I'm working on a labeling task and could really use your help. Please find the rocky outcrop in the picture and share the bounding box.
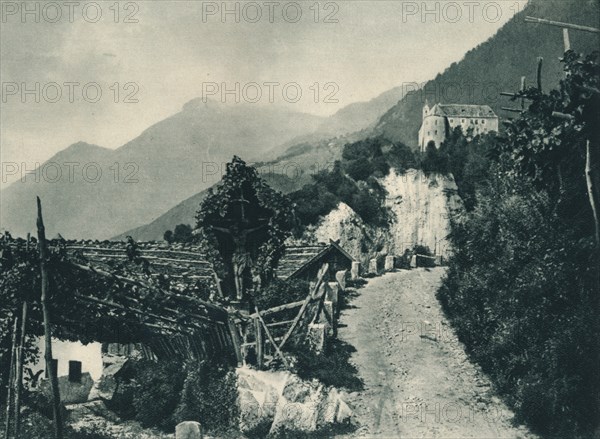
[236,367,353,436]
[40,372,94,404]
[88,355,130,402]
[310,169,463,261]
[382,169,463,258]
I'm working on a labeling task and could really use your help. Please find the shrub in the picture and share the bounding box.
[290,339,363,392]
[254,278,309,310]
[345,159,374,181]
[290,184,340,226]
[438,175,600,438]
[172,360,239,433]
[413,245,435,268]
[386,141,417,172]
[130,359,185,430]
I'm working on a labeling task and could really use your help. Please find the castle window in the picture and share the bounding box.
[482,120,485,124]
[462,119,465,123]
[428,131,430,136]
[435,130,438,135]
[475,120,478,124]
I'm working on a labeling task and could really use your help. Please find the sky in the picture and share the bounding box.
[0,0,527,186]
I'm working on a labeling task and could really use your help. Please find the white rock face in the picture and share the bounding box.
[311,169,463,260]
[236,367,352,435]
[382,168,463,258]
[313,202,366,258]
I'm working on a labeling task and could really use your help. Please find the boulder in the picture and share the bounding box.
[271,376,322,433]
[176,421,202,439]
[282,376,313,403]
[88,355,129,402]
[236,367,353,437]
[238,388,262,433]
[66,400,120,423]
[236,368,284,434]
[319,387,353,426]
[40,372,93,404]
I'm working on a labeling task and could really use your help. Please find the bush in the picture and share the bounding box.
[386,141,417,172]
[290,339,363,392]
[254,278,309,310]
[290,184,340,226]
[438,175,600,438]
[130,359,186,430]
[413,245,435,268]
[345,159,374,181]
[173,360,239,433]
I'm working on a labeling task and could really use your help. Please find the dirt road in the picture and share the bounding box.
[338,268,534,439]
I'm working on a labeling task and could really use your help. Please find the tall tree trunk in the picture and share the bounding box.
[36,197,63,439]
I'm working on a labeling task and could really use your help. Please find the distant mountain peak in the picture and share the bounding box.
[64,141,108,151]
[182,97,220,113]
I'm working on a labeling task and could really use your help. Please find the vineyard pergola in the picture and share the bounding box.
[1,200,243,439]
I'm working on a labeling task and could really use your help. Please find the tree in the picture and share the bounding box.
[163,230,174,244]
[438,51,600,438]
[386,141,417,172]
[421,141,449,174]
[172,224,193,243]
[195,156,295,302]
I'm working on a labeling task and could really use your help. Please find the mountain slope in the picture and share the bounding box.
[375,0,600,147]
[0,101,325,239]
[1,83,407,240]
[120,0,600,242]
[114,169,324,241]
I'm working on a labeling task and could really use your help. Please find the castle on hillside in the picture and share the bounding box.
[418,103,499,152]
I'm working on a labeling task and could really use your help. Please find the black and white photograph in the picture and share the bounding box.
[1,1,599,438]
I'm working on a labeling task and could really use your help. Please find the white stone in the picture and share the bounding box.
[176,421,202,439]
[384,255,395,271]
[351,262,360,280]
[335,270,347,291]
[368,258,378,275]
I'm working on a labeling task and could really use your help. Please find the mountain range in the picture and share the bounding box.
[2,0,598,241]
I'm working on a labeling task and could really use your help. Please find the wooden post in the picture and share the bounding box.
[586,140,600,246]
[524,17,600,34]
[520,76,526,110]
[227,318,244,366]
[278,263,328,351]
[254,317,264,369]
[563,28,571,52]
[14,301,28,438]
[537,57,543,92]
[37,197,63,439]
[3,318,18,439]
[254,307,289,370]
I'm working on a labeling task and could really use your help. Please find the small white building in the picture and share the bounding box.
[418,103,499,152]
[30,338,103,382]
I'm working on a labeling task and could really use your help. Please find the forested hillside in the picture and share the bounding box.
[376,0,600,147]
[438,52,600,438]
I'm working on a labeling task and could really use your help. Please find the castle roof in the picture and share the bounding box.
[430,104,497,118]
